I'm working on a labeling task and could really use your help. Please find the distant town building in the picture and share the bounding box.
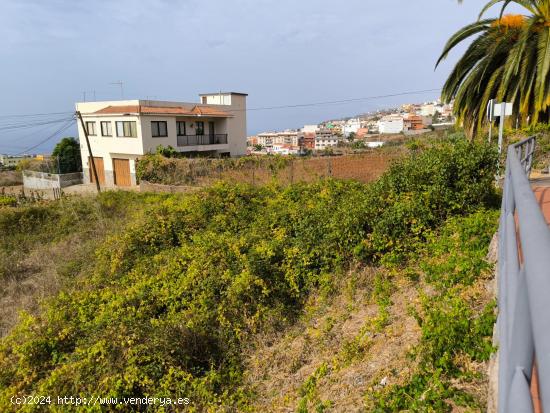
[247,136,259,146]
[0,154,35,168]
[403,114,424,131]
[256,130,300,150]
[378,115,404,134]
[315,129,341,150]
[301,132,316,150]
[355,128,370,139]
[272,144,299,155]
[342,118,361,137]
[302,124,319,133]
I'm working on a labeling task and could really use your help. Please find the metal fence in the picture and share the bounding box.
[498,135,550,412]
[176,134,228,146]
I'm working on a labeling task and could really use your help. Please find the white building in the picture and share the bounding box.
[302,124,319,133]
[0,154,35,168]
[256,130,300,149]
[272,144,299,155]
[314,129,341,150]
[378,115,404,134]
[76,92,247,187]
[342,118,361,137]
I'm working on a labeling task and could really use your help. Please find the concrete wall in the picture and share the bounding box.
[23,170,82,189]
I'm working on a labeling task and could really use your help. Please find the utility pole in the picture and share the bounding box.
[76,111,101,193]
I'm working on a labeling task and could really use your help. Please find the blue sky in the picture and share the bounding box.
[0,0,515,154]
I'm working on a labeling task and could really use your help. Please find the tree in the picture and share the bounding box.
[253,144,264,151]
[436,0,550,137]
[432,110,441,124]
[347,132,357,142]
[52,137,82,173]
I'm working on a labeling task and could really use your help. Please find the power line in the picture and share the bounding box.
[0,111,73,119]
[13,118,75,155]
[227,88,442,112]
[0,116,76,146]
[0,117,75,132]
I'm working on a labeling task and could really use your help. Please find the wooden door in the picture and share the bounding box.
[88,157,105,185]
[113,158,131,187]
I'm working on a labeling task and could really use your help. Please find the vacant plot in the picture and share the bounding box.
[137,151,400,188]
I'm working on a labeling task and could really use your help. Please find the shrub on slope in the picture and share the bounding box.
[0,136,499,412]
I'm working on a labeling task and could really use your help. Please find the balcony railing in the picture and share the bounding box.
[177,134,228,147]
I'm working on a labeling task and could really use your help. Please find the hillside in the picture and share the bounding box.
[0,134,500,412]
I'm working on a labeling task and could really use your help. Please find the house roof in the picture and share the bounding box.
[198,92,248,96]
[92,105,232,117]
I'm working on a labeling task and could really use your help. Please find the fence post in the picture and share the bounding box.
[326,157,333,177]
[290,159,294,185]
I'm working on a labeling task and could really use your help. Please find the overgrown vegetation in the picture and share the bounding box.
[0,134,500,411]
[0,192,171,336]
[371,211,498,411]
[136,153,291,185]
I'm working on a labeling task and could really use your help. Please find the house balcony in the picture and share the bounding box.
[177,134,228,147]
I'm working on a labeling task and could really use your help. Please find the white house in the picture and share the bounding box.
[302,124,319,133]
[342,118,361,137]
[378,115,404,134]
[75,92,247,187]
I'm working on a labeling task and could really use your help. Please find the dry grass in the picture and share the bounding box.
[0,193,151,338]
[243,267,421,412]
[0,234,91,336]
[0,171,22,187]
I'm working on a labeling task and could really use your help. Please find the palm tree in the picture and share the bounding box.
[436,0,550,136]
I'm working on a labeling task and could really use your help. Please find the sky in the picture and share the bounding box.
[0,0,518,154]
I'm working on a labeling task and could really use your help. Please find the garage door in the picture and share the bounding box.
[88,157,105,185]
[113,158,131,187]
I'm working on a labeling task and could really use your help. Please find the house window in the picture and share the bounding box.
[86,121,96,136]
[100,121,112,137]
[196,121,204,135]
[151,121,168,137]
[116,121,137,137]
[177,121,186,136]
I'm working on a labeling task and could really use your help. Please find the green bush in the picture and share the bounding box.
[0,195,17,208]
[356,135,498,262]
